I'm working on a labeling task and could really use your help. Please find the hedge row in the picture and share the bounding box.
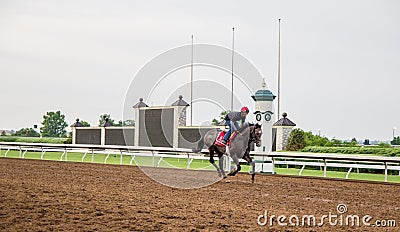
[0,136,68,144]
[301,146,400,157]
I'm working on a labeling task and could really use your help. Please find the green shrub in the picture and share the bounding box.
[287,128,307,151]
[301,146,400,156]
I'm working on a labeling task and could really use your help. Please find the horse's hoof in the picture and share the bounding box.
[228,171,237,176]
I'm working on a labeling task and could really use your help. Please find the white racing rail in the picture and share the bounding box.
[1,142,400,182]
[253,151,400,182]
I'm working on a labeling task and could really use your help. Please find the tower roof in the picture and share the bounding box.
[71,118,84,127]
[171,95,189,106]
[133,98,149,108]
[273,112,296,126]
[102,118,113,127]
[251,89,276,101]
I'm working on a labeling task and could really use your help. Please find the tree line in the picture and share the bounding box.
[286,128,400,150]
[2,111,134,138]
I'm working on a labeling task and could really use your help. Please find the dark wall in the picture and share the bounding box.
[76,129,101,145]
[105,128,135,146]
[139,108,174,147]
[178,127,220,149]
[272,128,277,151]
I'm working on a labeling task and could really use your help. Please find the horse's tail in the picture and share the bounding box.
[192,138,205,153]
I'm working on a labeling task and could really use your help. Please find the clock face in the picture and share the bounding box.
[265,113,271,121]
[256,113,262,121]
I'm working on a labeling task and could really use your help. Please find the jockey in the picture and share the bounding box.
[222,106,250,145]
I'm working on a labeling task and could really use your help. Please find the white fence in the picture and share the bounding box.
[1,142,400,182]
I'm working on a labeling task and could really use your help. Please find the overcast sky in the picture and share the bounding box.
[0,0,399,141]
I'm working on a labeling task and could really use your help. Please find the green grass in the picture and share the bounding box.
[275,167,400,182]
[1,149,399,183]
[0,136,68,144]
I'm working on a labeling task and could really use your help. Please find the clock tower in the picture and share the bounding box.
[251,79,276,173]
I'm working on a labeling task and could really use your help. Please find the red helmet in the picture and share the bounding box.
[241,106,249,113]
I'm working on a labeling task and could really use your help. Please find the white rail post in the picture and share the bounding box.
[82,152,88,162]
[40,147,45,160]
[120,150,123,165]
[299,165,305,176]
[129,154,136,165]
[104,154,110,164]
[346,167,353,179]
[4,148,10,157]
[323,159,327,178]
[272,157,275,174]
[91,149,94,163]
[384,162,388,182]
[152,151,155,167]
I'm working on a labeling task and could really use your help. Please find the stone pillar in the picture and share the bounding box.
[72,127,76,144]
[171,95,189,148]
[273,113,296,151]
[178,107,187,126]
[134,108,140,146]
[70,118,83,145]
[133,98,149,146]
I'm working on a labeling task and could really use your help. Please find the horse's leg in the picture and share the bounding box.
[228,154,241,176]
[209,147,222,177]
[214,147,226,178]
[243,152,256,183]
[192,137,205,153]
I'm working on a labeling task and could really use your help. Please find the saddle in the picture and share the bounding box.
[214,131,237,147]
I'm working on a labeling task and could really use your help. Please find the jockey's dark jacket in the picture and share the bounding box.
[224,111,246,131]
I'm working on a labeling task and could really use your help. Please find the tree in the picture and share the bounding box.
[98,114,116,126]
[64,132,73,144]
[80,120,91,127]
[378,142,391,148]
[40,111,68,137]
[304,131,329,147]
[15,128,40,137]
[391,136,400,145]
[324,138,342,147]
[212,111,229,126]
[1,131,6,136]
[286,128,307,151]
[115,119,135,127]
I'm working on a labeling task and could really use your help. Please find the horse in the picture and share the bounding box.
[192,122,262,183]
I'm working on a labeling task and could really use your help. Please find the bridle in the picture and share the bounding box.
[250,126,262,147]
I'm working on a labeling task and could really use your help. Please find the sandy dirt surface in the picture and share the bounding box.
[0,158,399,231]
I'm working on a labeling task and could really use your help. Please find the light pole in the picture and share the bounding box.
[393,127,396,139]
[231,27,235,112]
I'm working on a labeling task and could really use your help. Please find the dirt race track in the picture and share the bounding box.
[1,158,399,231]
